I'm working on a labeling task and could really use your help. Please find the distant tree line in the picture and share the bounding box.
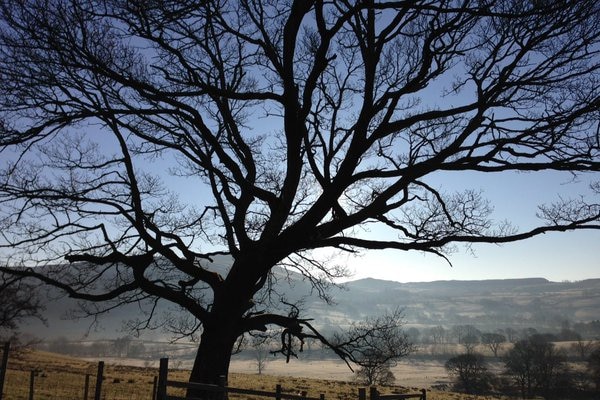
[32,319,600,362]
[445,334,600,399]
[405,321,599,354]
[36,336,165,359]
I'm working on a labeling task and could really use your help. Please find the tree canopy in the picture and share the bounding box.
[1,0,599,387]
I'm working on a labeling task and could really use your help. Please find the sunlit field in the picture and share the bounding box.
[1,350,509,400]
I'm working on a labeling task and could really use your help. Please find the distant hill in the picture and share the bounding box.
[19,262,600,340]
[329,277,600,331]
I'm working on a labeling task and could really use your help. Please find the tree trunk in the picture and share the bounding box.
[187,323,236,398]
[186,260,271,398]
[186,277,253,398]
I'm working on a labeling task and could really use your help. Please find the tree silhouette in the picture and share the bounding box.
[332,309,413,386]
[1,0,600,390]
[0,273,45,337]
[481,332,506,357]
[589,348,600,392]
[504,335,568,399]
[445,353,492,394]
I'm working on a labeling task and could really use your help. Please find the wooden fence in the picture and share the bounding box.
[0,343,130,400]
[367,388,426,400]
[0,346,425,400]
[0,342,9,400]
[157,358,426,400]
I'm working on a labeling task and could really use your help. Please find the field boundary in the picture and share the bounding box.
[0,342,9,400]
[0,348,427,400]
[157,358,426,400]
[0,344,121,400]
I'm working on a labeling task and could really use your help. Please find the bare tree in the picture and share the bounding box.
[112,336,132,358]
[453,325,481,350]
[333,309,413,386]
[504,334,569,399]
[248,334,272,375]
[571,337,597,361]
[1,0,600,390]
[481,332,506,357]
[254,346,270,375]
[0,273,45,338]
[589,348,600,392]
[445,352,493,394]
[462,334,480,354]
[429,326,448,346]
[505,328,519,343]
[452,325,468,345]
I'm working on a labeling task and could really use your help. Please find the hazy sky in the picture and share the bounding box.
[343,229,599,283]
[341,170,600,283]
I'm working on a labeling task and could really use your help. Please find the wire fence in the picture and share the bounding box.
[0,343,159,400]
[6,370,154,400]
[0,344,429,400]
[2,368,158,400]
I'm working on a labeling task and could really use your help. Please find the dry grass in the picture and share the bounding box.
[1,350,508,400]
[3,350,159,400]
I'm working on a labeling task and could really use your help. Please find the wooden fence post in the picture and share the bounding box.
[157,358,169,400]
[358,388,366,400]
[93,361,104,400]
[0,342,9,400]
[152,376,158,400]
[28,370,35,400]
[420,389,426,400]
[275,384,282,400]
[219,375,228,400]
[83,374,90,400]
[369,387,378,400]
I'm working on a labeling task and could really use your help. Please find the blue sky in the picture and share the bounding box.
[4,8,598,286]
[109,125,600,284]
[341,170,600,283]
[343,229,599,282]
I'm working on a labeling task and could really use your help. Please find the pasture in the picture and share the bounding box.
[0,349,507,400]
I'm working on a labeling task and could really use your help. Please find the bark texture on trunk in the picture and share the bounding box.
[186,325,236,398]
[186,279,252,398]
[186,260,269,398]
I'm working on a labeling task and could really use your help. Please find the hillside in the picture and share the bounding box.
[17,266,600,340]
[330,277,600,330]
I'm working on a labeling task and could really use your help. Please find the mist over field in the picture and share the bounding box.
[11,271,600,392]
[23,270,600,342]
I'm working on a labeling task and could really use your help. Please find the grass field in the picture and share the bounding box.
[0,349,508,400]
